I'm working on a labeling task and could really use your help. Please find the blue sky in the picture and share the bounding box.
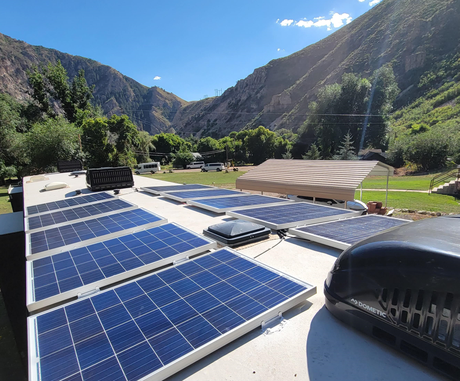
[2,0,382,102]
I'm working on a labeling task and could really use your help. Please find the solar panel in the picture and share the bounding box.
[28,248,316,381]
[141,184,213,195]
[26,209,167,261]
[289,215,411,250]
[25,192,114,216]
[26,223,217,312]
[187,194,291,213]
[25,199,137,232]
[227,202,359,230]
[160,188,245,202]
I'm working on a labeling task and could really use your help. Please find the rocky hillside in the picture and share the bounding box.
[0,33,192,135]
[1,0,459,137]
[173,0,460,137]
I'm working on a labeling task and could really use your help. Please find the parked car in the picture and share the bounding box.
[288,195,368,214]
[186,161,205,169]
[201,162,226,172]
[135,162,161,174]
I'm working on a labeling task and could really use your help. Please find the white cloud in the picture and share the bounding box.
[279,13,352,31]
[369,0,382,5]
[153,76,161,80]
[280,19,294,26]
[358,0,365,2]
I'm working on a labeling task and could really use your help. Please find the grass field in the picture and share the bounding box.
[362,174,434,190]
[0,187,12,215]
[356,190,460,214]
[144,170,246,188]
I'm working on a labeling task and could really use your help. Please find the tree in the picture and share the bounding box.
[81,114,140,168]
[171,150,195,169]
[302,143,321,160]
[151,133,188,163]
[333,132,358,160]
[135,131,155,163]
[25,117,82,173]
[244,126,277,165]
[28,61,95,124]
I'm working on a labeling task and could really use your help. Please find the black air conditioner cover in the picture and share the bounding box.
[324,215,460,379]
[203,220,270,247]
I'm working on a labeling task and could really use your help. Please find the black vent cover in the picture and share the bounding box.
[203,220,270,247]
[57,159,83,173]
[324,216,460,379]
[86,167,134,191]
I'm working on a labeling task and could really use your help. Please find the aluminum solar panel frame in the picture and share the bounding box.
[26,208,168,261]
[187,194,291,214]
[226,202,360,230]
[24,199,138,232]
[26,223,217,312]
[289,215,411,250]
[160,188,246,202]
[141,184,214,195]
[24,192,115,217]
[28,247,316,381]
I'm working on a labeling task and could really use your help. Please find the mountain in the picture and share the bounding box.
[173,0,460,137]
[0,33,191,135]
[1,0,459,138]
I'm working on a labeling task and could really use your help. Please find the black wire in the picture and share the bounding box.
[253,229,289,259]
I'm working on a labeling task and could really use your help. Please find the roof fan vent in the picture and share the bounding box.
[203,220,270,247]
[86,166,134,192]
[324,215,460,379]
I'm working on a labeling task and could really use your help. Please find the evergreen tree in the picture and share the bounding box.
[333,132,358,160]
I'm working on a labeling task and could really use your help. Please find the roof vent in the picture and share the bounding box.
[203,220,270,247]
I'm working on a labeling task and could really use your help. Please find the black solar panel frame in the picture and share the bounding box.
[289,215,411,250]
[226,202,359,230]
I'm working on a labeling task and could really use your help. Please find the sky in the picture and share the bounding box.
[2,0,382,102]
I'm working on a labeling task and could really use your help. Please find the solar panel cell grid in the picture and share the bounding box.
[227,202,355,229]
[28,209,164,256]
[30,249,313,381]
[31,223,213,303]
[161,189,243,201]
[141,184,212,195]
[26,199,134,230]
[293,215,409,245]
[26,192,114,216]
[188,195,289,213]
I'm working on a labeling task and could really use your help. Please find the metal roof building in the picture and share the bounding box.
[236,159,393,202]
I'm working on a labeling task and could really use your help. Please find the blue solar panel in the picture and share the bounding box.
[227,202,356,229]
[29,223,215,308]
[141,184,212,195]
[26,192,114,216]
[28,209,166,257]
[188,195,289,213]
[26,199,135,231]
[162,188,243,201]
[290,215,410,248]
[29,248,314,381]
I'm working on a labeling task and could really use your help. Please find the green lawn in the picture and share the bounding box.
[0,186,12,215]
[362,174,435,190]
[143,170,246,188]
[356,190,460,214]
